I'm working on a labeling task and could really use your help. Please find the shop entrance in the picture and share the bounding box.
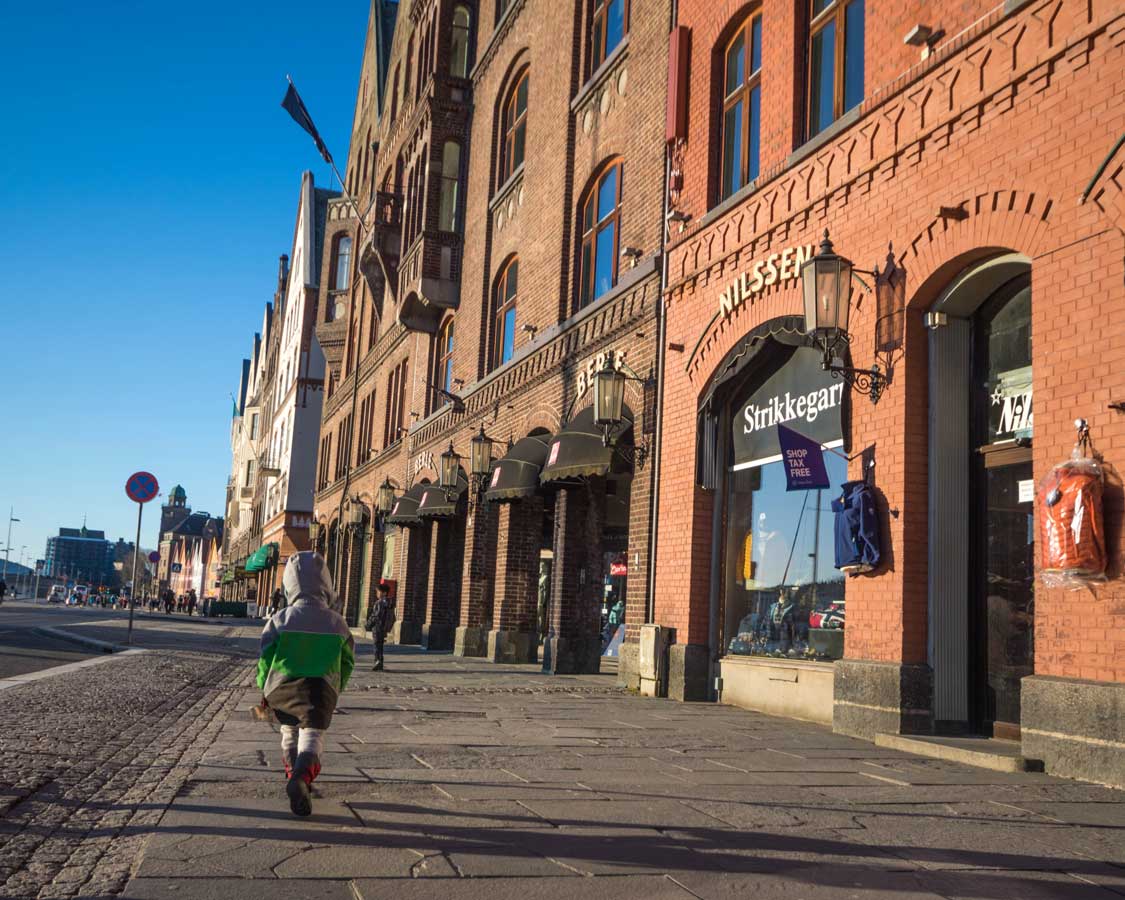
[928,255,1032,737]
[971,276,1033,736]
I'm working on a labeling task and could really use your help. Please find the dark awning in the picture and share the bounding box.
[540,406,634,485]
[486,433,553,502]
[417,473,467,519]
[386,483,428,527]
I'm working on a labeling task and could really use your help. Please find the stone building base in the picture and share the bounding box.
[617,643,640,691]
[669,643,710,701]
[544,636,600,674]
[833,659,933,740]
[721,657,833,725]
[453,626,487,658]
[420,623,453,651]
[392,619,421,646]
[1021,675,1125,788]
[486,629,537,664]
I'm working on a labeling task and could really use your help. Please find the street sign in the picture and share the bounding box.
[148,551,160,564]
[171,563,182,573]
[126,472,160,504]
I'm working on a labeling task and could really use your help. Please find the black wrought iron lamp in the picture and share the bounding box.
[591,351,655,468]
[308,520,320,543]
[439,441,461,501]
[800,230,896,404]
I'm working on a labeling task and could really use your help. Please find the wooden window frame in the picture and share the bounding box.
[493,258,518,370]
[450,4,472,78]
[435,316,455,398]
[438,141,462,233]
[719,11,762,202]
[806,0,862,139]
[590,0,630,73]
[578,160,623,310]
[500,70,528,184]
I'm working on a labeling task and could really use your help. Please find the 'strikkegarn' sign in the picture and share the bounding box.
[777,424,830,491]
[732,347,844,469]
[718,244,815,318]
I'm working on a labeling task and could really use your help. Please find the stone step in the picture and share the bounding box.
[874,732,1044,773]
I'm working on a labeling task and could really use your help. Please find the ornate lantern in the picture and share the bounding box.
[470,425,493,478]
[801,230,854,361]
[593,352,626,444]
[376,477,396,514]
[440,441,460,489]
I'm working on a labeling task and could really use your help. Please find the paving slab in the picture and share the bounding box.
[122,878,356,899]
[353,874,699,899]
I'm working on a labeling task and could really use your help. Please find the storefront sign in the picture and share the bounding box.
[575,349,628,400]
[989,366,1032,439]
[718,244,816,318]
[777,424,830,491]
[609,557,628,577]
[733,347,844,469]
[412,451,435,480]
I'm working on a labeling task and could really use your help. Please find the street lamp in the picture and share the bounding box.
[377,477,397,514]
[347,496,367,528]
[587,351,654,467]
[799,229,891,404]
[2,508,18,582]
[308,520,320,544]
[440,441,460,493]
[470,425,493,479]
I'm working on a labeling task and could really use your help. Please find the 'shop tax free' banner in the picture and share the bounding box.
[777,423,830,491]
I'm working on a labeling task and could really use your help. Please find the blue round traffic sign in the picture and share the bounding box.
[126,471,159,504]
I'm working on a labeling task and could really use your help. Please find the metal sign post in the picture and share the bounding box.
[125,472,159,645]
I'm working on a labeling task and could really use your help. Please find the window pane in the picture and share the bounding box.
[843,0,865,112]
[723,454,847,660]
[439,176,458,231]
[592,19,603,67]
[516,75,528,114]
[748,84,760,183]
[502,306,516,363]
[812,0,832,15]
[597,166,618,222]
[725,33,745,96]
[450,29,468,77]
[445,321,455,354]
[443,358,453,392]
[750,17,762,73]
[506,261,518,299]
[809,22,836,136]
[513,122,526,170]
[336,237,351,289]
[605,0,625,57]
[722,100,744,199]
[442,141,459,173]
[594,222,616,300]
[580,241,593,306]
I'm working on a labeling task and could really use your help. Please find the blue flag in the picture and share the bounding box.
[777,423,830,491]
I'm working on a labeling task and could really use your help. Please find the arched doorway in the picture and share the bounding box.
[928,253,1033,738]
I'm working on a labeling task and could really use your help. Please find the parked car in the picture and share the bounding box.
[47,585,65,603]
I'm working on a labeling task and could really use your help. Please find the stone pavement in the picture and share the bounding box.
[116,644,1125,900]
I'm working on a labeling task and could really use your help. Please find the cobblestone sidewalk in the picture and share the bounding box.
[117,646,1125,900]
[0,650,251,899]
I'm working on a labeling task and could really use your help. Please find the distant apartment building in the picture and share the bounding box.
[156,485,223,598]
[44,526,114,583]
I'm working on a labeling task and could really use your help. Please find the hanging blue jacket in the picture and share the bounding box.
[832,480,880,574]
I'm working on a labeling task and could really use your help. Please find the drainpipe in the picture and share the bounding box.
[646,0,679,625]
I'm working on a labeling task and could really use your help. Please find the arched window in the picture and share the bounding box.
[404,37,414,108]
[390,64,400,121]
[721,12,762,200]
[578,161,622,308]
[590,0,628,73]
[331,235,352,293]
[438,141,462,232]
[493,258,518,369]
[807,0,864,138]
[436,316,455,396]
[500,70,528,183]
[450,5,472,78]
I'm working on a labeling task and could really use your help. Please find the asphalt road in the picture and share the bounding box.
[0,623,95,677]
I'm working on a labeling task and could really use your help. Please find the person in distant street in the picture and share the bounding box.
[0,579,7,604]
[365,583,393,672]
[256,552,354,818]
[163,589,174,614]
[186,589,197,617]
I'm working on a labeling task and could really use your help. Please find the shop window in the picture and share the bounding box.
[500,70,528,184]
[438,141,462,233]
[493,258,518,368]
[450,5,472,78]
[720,12,762,201]
[720,344,848,663]
[435,316,455,398]
[807,0,864,139]
[578,160,622,309]
[590,0,628,73]
[330,235,351,293]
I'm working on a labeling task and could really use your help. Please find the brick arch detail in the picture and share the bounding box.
[685,187,1059,395]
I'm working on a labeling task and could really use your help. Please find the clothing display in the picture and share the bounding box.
[831,480,880,574]
[1039,452,1106,586]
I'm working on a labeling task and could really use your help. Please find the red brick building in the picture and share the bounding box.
[313,0,668,673]
[653,0,1125,785]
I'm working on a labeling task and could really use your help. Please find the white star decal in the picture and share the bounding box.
[990,387,1003,406]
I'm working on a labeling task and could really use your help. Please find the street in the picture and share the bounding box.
[1,612,1121,900]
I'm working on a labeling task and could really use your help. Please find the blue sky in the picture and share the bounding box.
[0,1,367,565]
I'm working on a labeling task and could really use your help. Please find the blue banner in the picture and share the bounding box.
[777,423,830,491]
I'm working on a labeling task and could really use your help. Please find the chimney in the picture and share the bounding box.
[278,254,290,292]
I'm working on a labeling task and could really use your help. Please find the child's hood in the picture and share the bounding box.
[282,551,338,610]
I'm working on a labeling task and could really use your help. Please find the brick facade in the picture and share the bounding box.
[656,0,1125,782]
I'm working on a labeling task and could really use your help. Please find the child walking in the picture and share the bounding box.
[257,551,355,817]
